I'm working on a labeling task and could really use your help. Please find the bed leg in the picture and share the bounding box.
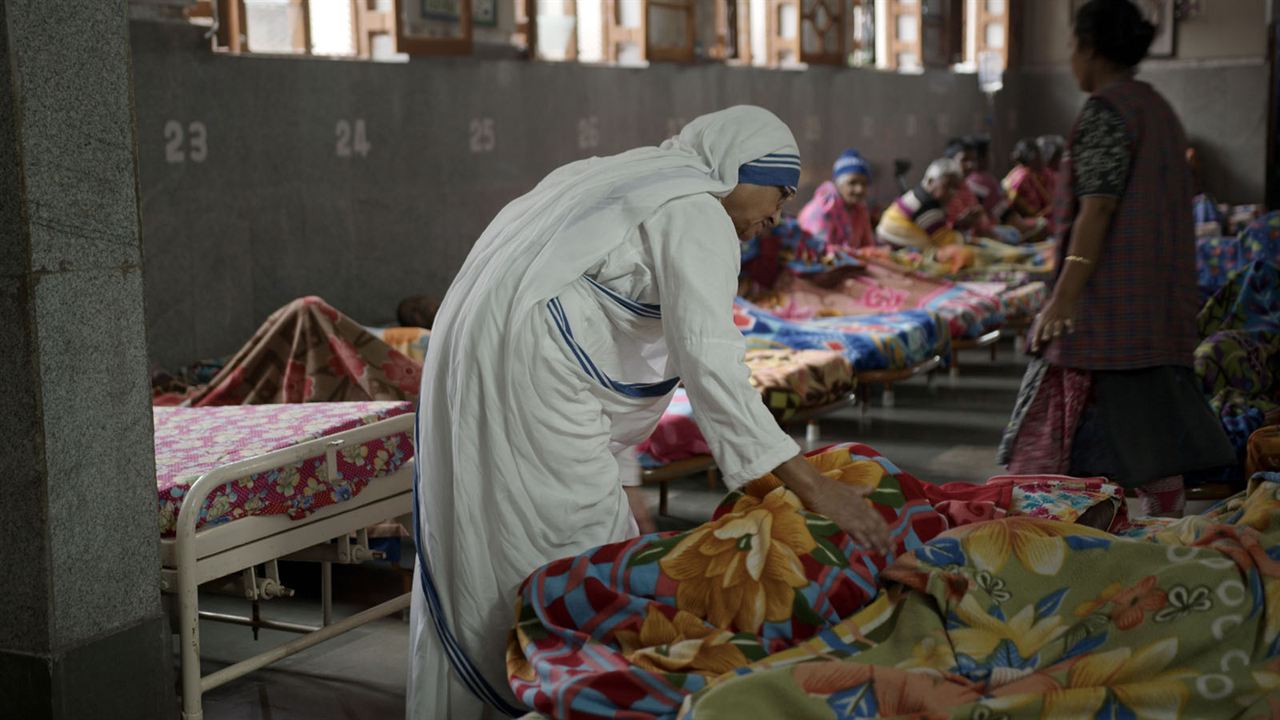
[948,350,960,384]
[882,384,895,409]
[659,482,669,516]
[179,563,204,720]
[1014,336,1025,356]
[859,391,871,430]
[321,561,333,627]
[990,342,999,363]
[805,420,821,449]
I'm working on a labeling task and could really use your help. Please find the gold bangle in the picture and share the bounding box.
[1065,255,1094,265]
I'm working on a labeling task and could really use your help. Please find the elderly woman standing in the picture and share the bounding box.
[999,0,1232,516]
[798,148,877,254]
[408,106,891,719]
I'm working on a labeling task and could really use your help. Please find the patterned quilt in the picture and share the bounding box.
[960,281,1049,323]
[1195,261,1280,472]
[507,445,1145,719]
[734,300,950,374]
[748,263,1003,341]
[681,474,1280,719]
[745,348,854,421]
[154,402,414,536]
[1197,211,1280,301]
[509,444,978,718]
[886,239,1056,283]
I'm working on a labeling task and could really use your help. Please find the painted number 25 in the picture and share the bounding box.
[335,119,371,158]
[164,120,208,164]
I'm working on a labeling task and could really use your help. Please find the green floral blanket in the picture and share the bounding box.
[681,478,1280,719]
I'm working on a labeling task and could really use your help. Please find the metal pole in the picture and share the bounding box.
[201,594,410,693]
[321,561,333,627]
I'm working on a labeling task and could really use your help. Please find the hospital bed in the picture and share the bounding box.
[155,402,415,720]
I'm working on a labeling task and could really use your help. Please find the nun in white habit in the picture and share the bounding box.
[408,106,892,719]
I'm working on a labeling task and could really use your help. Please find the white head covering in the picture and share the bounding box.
[436,105,801,327]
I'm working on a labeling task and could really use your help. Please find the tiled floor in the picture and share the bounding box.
[195,344,1029,719]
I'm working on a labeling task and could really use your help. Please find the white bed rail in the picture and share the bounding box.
[171,412,414,720]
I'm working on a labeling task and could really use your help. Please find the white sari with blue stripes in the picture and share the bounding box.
[408,107,802,719]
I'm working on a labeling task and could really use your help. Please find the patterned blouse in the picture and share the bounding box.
[1073,97,1132,199]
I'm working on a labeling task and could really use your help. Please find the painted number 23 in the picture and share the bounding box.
[164,120,207,164]
[335,119,371,158]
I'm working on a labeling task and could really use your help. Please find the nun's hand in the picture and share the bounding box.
[774,455,893,554]
[804,479,894,555]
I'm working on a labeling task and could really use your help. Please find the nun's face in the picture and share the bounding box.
[722,184,787,240]
[836,173,868,206]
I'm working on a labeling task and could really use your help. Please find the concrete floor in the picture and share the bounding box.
[193,344,1030,719]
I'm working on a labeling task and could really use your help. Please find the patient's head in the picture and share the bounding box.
[397,295,441,329]
[1011,139,1043,172]
[944,137,977,177]
[1036,135,1065,171]
[923,158,964,205]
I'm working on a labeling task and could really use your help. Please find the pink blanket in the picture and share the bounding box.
[155,401,413,536]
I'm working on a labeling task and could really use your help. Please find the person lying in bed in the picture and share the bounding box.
[409,106,893,720]
[876,158,975,271]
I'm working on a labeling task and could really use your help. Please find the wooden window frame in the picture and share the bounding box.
[799,0,846,66]
[646,0,697,63]
[394,0,473,56]
[210,0,396,58]
[602,0,647,63]
[710,0,752,63]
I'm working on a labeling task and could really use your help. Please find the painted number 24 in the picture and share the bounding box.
[335,119,371,158]
[164,120,207,164]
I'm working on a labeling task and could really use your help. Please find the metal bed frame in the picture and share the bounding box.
[856,354,944,415]
[160,412,415,720]
[948,328,1003,379]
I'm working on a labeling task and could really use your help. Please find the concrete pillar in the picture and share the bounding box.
[0,1,171,718]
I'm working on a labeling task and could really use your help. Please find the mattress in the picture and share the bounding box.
[155,401,414,536]
[960,280,1048,322]
[751,267,1003,341]
[638,349,855,468]
[734,299,950,373]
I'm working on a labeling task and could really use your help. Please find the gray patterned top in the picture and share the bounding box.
[1072,97,1132,199]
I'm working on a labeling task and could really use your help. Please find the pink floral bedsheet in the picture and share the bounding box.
[155,401,414,536]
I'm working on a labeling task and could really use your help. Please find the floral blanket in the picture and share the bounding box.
[154,402,413,536]
[182,296,421,406]
[1196,211,1280,301]
[1196,260,1280,471]
[748,262,1004,341]
[960,281,1048,324]
[509,444,1005,719]
[734,300,950,373]
[886,239,1055,283]
[680,476,1280,719]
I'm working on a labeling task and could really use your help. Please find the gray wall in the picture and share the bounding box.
[1008,0,1271,208]
[132,20,990,369]
[1001,60,1269,207]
